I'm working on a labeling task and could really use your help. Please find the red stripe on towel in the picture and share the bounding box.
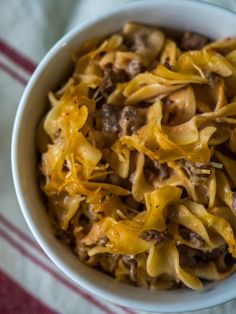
[0,214,43,254]
[0,38,36,74]
[0,60,28,85]
[0,269,58,314]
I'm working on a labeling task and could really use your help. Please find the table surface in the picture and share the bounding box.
[1,0,236,313]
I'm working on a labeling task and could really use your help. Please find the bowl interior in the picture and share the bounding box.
[12,0,236,312]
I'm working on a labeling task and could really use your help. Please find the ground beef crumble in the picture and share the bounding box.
[180,31,209,51]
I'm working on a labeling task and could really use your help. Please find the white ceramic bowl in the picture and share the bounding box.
[12,0,236,312]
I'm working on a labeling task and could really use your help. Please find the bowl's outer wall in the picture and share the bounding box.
[12,0,236,312]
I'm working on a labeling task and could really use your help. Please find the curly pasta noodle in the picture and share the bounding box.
[37,23,236,290]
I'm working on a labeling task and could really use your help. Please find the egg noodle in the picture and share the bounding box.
[37,23,236,290]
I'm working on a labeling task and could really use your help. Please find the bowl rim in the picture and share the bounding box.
[11,0,236,312]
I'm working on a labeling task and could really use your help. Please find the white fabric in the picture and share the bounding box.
[1,0,236,313]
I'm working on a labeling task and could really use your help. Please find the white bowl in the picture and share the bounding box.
[11,0,236,312]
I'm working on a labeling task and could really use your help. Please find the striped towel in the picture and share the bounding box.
[1,0,236,313]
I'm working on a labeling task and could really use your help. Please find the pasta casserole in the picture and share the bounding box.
[37,23,236,290]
